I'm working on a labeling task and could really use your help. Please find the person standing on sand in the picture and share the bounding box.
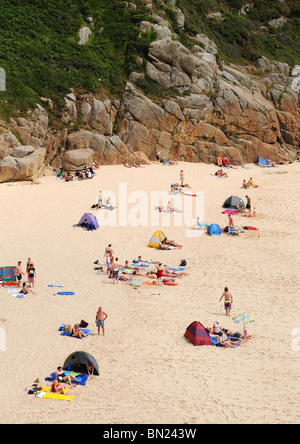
[27,263,36,288]
[112,257,120,284]
[245,195,251,211]
[95,307,108,336]
[156,263,164,286]
[180,170,184,187]
[97,190,103,209]
[228,214,234,230]
[15,261,24,287]
[219,287,233,317]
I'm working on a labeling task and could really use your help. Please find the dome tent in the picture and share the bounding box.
[222,195,245,210]
[77,213,99,230]
[148,230,166,249]
[63,351,99,375]
[184,321,213,346]
[207,224,222,236]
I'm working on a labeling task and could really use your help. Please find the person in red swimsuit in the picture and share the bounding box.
[156,263,163,286]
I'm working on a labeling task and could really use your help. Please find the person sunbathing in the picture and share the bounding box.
[162,267,187,277]
[166,201,182,213]
[215,169,228,178]
[161,238,182,249]
[72,324,87,339]
[124,162,132,168]
[55,367,80,386]
[20,282,36,295]
[215,331,237,348]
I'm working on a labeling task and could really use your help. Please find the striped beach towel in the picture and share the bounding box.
[0,266,17,283]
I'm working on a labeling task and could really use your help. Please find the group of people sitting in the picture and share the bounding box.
[124,162,144,168]
[57,166,95,181]
[156,151,176,165]
[242,177,256,188]
[208,321,251,348]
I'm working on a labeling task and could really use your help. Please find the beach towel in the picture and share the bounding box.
[242,226,259,230]
[0,266,16,283]
[222,209,239,215]
[60,328,91,337]
[45,371,89,386]
[36,391,74,401]
[40,386,70,393]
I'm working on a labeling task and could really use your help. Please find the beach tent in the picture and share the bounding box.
[148,230,166,249]
[63,351,99,376]
[207,224,222,236]
[0,266,17,283]
[77,213,99,230]
[184,321,213,346]
[223,195,245,210]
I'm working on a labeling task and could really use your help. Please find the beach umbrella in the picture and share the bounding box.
[232,313,255,325]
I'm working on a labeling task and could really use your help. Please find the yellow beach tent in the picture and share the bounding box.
[148,230,166,249]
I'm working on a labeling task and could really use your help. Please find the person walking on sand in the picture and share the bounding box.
[95,307,108,336]
[219,287,233,317]
[15,261,25,287]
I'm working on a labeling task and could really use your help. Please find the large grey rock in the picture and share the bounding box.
[62,148,94,171]
[11,145,35,158]
[0,148,46,183]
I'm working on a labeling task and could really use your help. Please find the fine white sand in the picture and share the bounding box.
[0,161,299,424]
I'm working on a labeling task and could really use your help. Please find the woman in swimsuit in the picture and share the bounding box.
[156,263,163,286]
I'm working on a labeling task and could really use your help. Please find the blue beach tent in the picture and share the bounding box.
[207,224,222,236]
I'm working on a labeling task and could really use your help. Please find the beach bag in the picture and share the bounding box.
[80,320,89,328]
[180,259,187,266]
[64,324,72,333]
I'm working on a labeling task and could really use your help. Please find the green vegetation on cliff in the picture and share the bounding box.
[171,0,300,64]
[0,0,299,119]
[0,0,151,118]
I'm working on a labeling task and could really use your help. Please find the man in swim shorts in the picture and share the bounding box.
[15,261,24,287]
[95,307,108,336]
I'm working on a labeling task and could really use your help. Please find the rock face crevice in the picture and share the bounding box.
[0,12,299,182]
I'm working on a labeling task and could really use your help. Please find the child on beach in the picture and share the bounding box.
[27,264,36,288]
[219,287,233,316]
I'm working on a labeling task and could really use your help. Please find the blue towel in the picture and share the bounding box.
[60,328,91,337]
[46,371,89,386]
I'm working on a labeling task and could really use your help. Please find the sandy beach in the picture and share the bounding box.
[0,161,299,424]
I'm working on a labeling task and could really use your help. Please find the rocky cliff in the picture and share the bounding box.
[0,0,299,182]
